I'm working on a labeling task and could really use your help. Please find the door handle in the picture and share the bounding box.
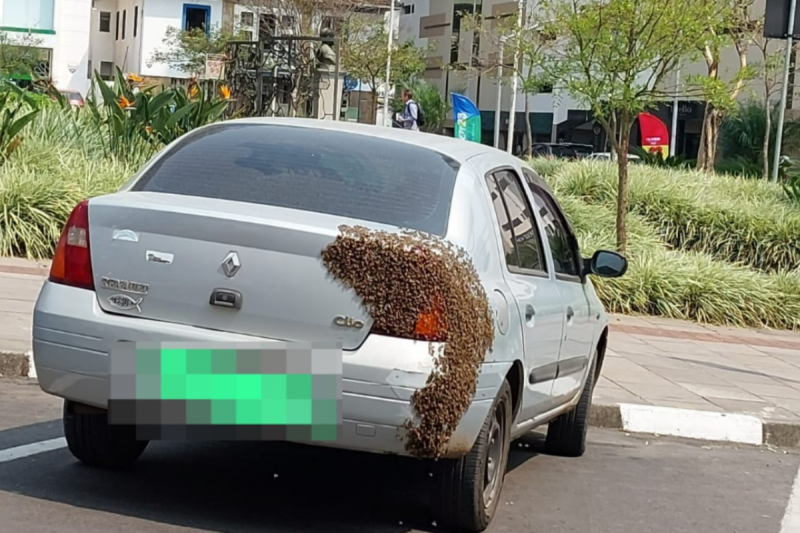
[566,306,575,320]
[525,304,536,321]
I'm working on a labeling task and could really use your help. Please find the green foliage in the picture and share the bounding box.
[784,173,800,205]
[529,159,800,329]
[0,82,40,162]
[531,159,800,274]
[0,32,46,79]
[84,67,228,160]
[391,78,450,133]
[632,147,690,169]
[151,26,232,75]
[718,100,800,176]
[340,16,426,98]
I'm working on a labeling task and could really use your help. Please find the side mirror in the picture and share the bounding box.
[584,250,628,278]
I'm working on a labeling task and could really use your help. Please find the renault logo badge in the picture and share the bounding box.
[221,251,241,278]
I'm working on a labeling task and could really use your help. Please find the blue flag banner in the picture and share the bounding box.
[451,93,481,143]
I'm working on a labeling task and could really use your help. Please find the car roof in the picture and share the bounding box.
[229,117,499,164]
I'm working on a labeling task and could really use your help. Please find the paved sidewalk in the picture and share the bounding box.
[2,257,800,442]
[599,315,800,424]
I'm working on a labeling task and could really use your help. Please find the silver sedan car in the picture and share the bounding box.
[33,118,626,532]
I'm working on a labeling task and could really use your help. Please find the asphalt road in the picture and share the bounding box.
[0,378,798,533]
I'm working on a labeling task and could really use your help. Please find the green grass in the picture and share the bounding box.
[0,109,143,258]
[533,159,800,274]
[529,158,800,330]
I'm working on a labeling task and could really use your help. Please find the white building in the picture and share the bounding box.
[0,0,92,95]
[89,0,223,84]
[399,0,800,157]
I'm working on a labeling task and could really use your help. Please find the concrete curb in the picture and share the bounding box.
[592,402,800,449]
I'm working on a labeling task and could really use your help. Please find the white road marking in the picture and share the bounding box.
[0,438,67,464]
[619,404,763,446]
[780,464,800,533]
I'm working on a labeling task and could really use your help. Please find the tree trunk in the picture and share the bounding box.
[524,94,533,158]
[697,104,720,172]
[763,101,771,180]
[608,111,617,160]
[615,113,631,253]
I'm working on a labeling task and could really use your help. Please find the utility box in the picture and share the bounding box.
[765,0,800,39]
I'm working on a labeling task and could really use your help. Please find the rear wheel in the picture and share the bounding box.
[63,400,148,468]
[431,381,512,532]
[545,354,597,457]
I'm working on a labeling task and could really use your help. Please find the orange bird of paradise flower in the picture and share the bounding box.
[127,73,143,83]
[220,85,231,100]
[118,95,133,109]
[189,85,199,99]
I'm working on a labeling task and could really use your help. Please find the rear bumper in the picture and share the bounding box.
[33,282,510,458]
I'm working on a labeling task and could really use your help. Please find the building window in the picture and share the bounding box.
[2,0,56,32]
[122,10,127,39]
[240,11,254,26]
[99,11,111,33]
[242,30,254,41]
[183,4,211,32]
[115,12,120,40]
[134,6,139,37]
[281,15,296,31]
[260,14,277,38]
[100,61,114,81]
[87,60,92,79]
[403,4,415,14]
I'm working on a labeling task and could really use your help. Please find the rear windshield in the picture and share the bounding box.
[133,123,459,236]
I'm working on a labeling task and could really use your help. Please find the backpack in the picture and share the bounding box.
[414,101,426,128]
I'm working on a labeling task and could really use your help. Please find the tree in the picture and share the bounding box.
[750,19,795,179]
[539,0,714,252]
[151,26,232,76]
[340,15,426,121]
[0,32,46,79]
[463,11,556,156]
[691,0,757,172]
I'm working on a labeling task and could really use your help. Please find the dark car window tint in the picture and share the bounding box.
[529,186,580,277]
[485,174,519,267]
[134,124,459,236]
[492,170,546,273]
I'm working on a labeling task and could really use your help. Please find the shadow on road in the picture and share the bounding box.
[0,425,546,533]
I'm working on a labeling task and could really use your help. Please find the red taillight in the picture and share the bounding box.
[49,200,94,290]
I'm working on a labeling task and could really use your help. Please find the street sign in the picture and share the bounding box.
[203,54,225,80]
[765,0,800,39]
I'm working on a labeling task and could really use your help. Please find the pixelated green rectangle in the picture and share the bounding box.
[139,348,338,426]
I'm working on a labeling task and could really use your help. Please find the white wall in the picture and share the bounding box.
[139,0,223,78]
[0,0,92,95]
[90,0,117,80]
[113,0,143,72]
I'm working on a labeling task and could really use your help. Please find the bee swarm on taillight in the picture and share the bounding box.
[321,225,494,459]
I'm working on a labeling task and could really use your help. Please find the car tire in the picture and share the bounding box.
[63,400,149,468]
[430,380,512,533]
[544,354,597,458]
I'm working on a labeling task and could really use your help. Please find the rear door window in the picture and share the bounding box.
[133,124,460,236]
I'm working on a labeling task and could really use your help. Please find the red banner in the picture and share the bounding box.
[638,112,669,159]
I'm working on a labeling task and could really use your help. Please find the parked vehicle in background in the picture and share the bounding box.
[586,152,641,162]
[33,119,627,532]
[531,142,594,160]
[58,89,84,107]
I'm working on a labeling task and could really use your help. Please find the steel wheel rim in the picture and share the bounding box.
[482,406,505,509]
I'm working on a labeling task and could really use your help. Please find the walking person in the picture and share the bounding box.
[397,89,423,131]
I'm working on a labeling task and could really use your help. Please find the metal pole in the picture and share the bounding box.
[670,67,680,157]
[506,0,525,154]
[333,38,340,121]
[383,0,396,127]
[494,40,505,149]
[772,0,798,183]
